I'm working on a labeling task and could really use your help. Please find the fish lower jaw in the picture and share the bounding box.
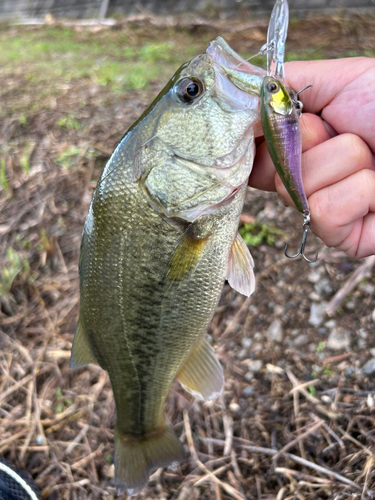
[175,182,247,222]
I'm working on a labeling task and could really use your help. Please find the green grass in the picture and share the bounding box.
[239,221,284,247]
[0,27,183,93]
[0,247,30,296]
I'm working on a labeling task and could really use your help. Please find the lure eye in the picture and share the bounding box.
[267,82,278,93]
[176,78,204,103]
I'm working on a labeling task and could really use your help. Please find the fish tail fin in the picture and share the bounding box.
[114,423,184,496]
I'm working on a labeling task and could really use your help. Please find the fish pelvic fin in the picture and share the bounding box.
[70,319,99,369]
[226,232,256,297]
[114,424,184,496]
[176,337,224,401]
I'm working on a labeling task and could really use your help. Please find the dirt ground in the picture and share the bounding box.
[1,12,375,500]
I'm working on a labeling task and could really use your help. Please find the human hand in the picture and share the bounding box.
[250,57,375,258]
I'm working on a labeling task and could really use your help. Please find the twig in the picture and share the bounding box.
[71,443,104,471]
[223,413,233,456]
[65,424,90,455]
[272,420,324,460]
[0,373,34,403]
[322,352,352,366]
[183,410,245,500]
[201,437,361,491]
[275,467,331,485]
[286,370,339,419]
[325,255,375,316]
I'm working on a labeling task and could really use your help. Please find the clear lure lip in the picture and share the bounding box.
[266,0,289,80]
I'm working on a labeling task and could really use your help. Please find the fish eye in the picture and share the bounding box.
[267,82,278,93]
[176,78,204,103]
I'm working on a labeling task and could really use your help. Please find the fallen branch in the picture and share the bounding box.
[325,255,375,317]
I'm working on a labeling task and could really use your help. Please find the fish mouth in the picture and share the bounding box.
[204,37,264,195]
[207,37,266,112]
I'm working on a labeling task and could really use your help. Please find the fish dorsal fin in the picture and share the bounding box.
[226,232,255,297]
[70,319,99,369]
[176,337,224,401]
[165,225,209,287]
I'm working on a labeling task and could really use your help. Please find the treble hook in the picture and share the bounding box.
[291,84,313,118]
[284,212,318,263]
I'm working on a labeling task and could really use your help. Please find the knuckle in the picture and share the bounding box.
[308,191,326,227]
[357,168,375,198]
[341,133,372,167]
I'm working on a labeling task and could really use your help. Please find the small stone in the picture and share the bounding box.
[362,358,375,376]
[246,359,263,372]
[290,329,300,337]
[359,283,375,294]
[321,395,332,404]
[266,363,284,374]
[372,308,375,323]
[267,319,284,343]
[308,270,321,284]
[370,348,375,357]
[252,342,263,352]
[314,278,333,296]
[229,402,240,412]
[242,385,254,396]
[324,319,337,329]
[308,343,317,352]
[238,349,248,359]
[327,327,351,350]
[345,300,356,311]
[241,338,252,349]
[358,339,367,349]
[359,328,368,339]
[263,201,277,219]
[274,304,284,316]
[309,302,327,327]
[293,334,309,347]
[309,291,321,301]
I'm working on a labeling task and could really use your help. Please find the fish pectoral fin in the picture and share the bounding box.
[70,319,99,369]
[226,232,256,297]
[176,337,224,401]
[165,224,209,286]
[114,424,184,496]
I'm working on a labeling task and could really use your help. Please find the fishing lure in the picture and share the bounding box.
[260,76,317,263]
[259,0,317,263]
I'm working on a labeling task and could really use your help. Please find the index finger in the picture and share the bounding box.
[284,58,375,152]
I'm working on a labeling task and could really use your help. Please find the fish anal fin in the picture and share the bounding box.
[114,424,184,496]
[226,232,255,297]
[176,337,224,401]
[165,225,209,286]
[70,319,99,369]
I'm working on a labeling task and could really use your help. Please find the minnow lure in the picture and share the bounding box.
[260,76,317,262]
[259,0,317,263]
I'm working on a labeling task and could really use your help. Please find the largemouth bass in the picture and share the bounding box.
[71,37,265,495]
